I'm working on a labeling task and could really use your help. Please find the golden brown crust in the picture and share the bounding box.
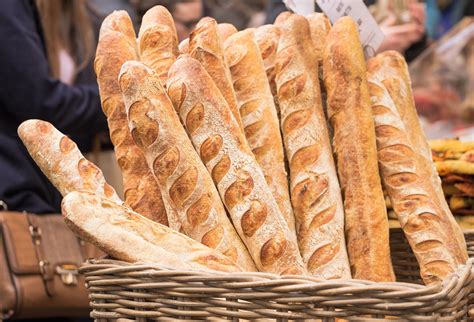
[96,12,167,225]
[255,25,281,115]
[224,29,296,237]
[323,17,395,282]
[138,5,179,84]
[62,191,242,273]
[367,51,467,284]
[275,14,350,279]
[119,61,256,271]
[167,56,306,275]
[376,53,467,259]
[218,23,238,41]
[306,13,331,65]
[179,38,189,54]
[99,10,137,48]
[18,120,122,203]
[189,17,244,132]
[274,11,293,25]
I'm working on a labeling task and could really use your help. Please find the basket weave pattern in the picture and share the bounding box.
[80,228,474,321]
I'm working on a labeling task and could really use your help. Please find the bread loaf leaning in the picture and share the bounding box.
[119,61,257,271]
[275,14,350,279]
[306,13,331,66]
[373,52,467,264]
[217,23,238,41]
[18,120,121,203]
[189,17,244,132]
[179,38,190,54]
[167,56,306,275]
[138,5,179,84]
[224,29,295,236]
[62,191,242,273]
[367,51,467,284]
[95,11,167,225]
[323,17,395,282]
[255,25,281,115]
[274,11,292,25]
[179,23,237,55]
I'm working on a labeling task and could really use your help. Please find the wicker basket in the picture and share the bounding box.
[80,228,474,321]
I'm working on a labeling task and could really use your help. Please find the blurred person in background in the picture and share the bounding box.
[265,0,427,62]
[205,0,267,30]
[426,0,474,40]
[0,0,106,216]
[131,0,204,40]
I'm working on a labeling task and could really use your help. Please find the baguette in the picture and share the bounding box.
[179,23,237,55]
[323,17,395,281]
[98,10,137,49]
[224,29,295,236]
[179,38,189,54]
[189,17,244,132]
[96,12,167,225]
[218,23,238,41]
[62,191,241,273]
[306,13,331,65]
[367,52,467,284]
[255,25,281,115]
[167,56,306,275]
[138,5,179,84]
[275,14,350,279]
[274,11,292,25]
[119,61,257,271]
[18,120,121,203]
[375,52,467,262]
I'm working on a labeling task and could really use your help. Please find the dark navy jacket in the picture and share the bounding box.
[0,0,107,213]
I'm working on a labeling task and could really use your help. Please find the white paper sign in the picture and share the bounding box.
[283,0,315,16]
[316,0,384,57]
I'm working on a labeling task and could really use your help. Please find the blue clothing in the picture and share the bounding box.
[0,0,107,213]
[426,0,470,39]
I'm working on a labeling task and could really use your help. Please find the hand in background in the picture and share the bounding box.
[377,2,426,54]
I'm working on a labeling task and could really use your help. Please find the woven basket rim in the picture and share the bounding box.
[79,258,474,291]
[79,229,474,319]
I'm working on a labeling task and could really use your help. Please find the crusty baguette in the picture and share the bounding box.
[119,61,257,271]
[374,52,468,264]
[179,38,189,54]
[274,11,292,25]
[275,15,350,279]
[18,120,121,203]
[62,191,241,273]
[306,13,331,65]
[138,5,179,84]
[95,12,167,225]
[255,24,281,115]
[224,29,295,236]
[367,52,468,284]
[218,23,238,41]
[167,56,306,275]
[189,17,244,133]
[98,10,137,49]
[179,23,237,55]
[323,17,395,282]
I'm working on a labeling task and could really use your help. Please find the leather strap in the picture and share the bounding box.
[25,213,56,297]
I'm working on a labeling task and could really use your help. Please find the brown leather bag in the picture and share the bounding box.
[0,210,102,320]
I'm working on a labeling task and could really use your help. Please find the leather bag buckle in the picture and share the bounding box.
[56,264,79,286]
[28,225,42,245]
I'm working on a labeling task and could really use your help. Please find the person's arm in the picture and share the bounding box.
[0,0,106,135]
